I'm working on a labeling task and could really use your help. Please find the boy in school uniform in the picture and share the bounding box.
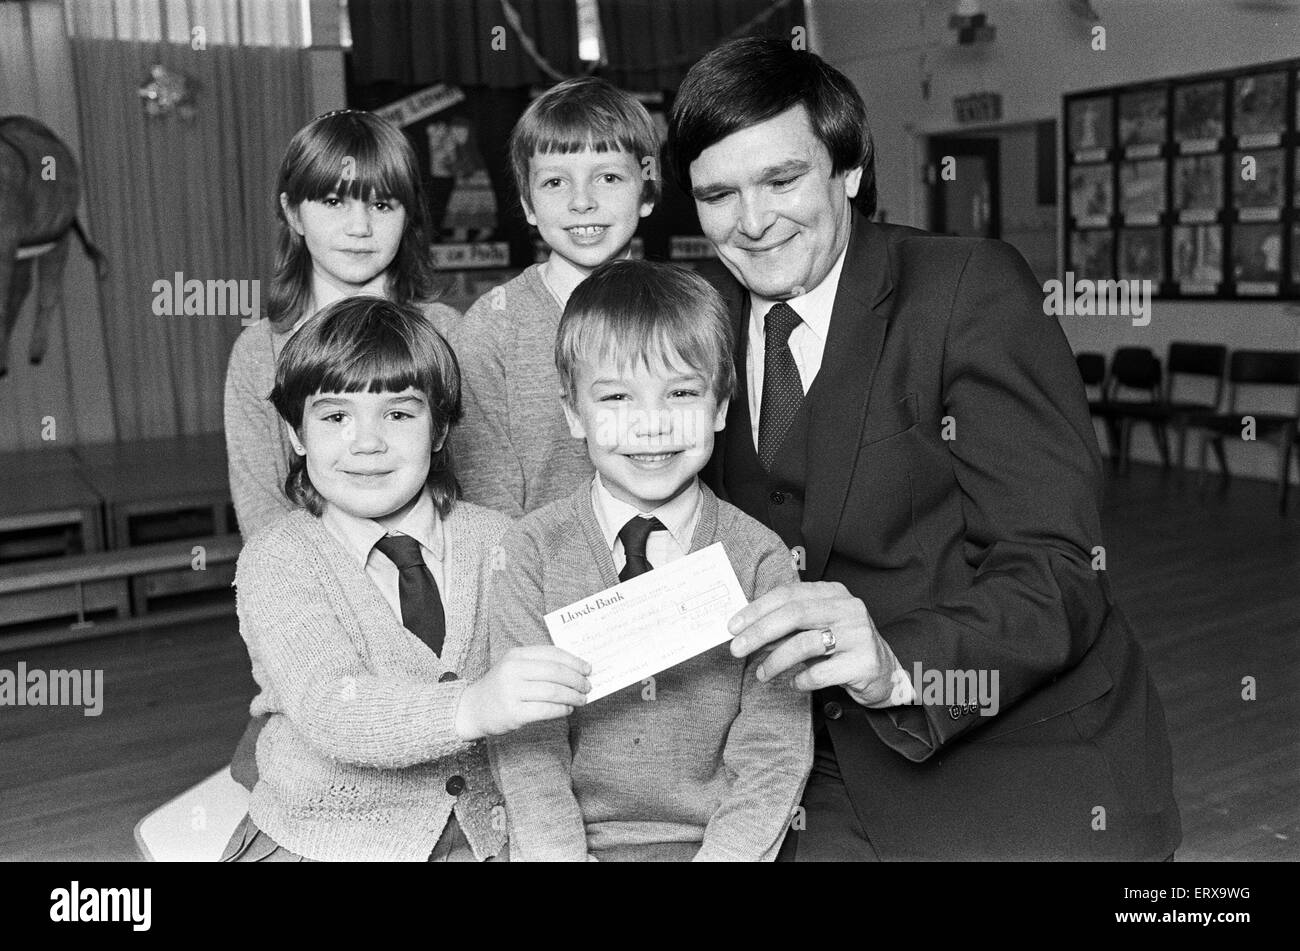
[445,77,659,517]
[488,260,813,862]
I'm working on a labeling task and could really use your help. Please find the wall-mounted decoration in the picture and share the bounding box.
[1119,88,1165,155]
[1232,148,1285,218]
[1172,154,1223,219]
[1063,57,1300,301]
[1172,224,1222,292]
[1119,227,1164,283]
[1173,81,1225,149]
[138,64,197,121]
[1234,71,1286,146]
[1069,164,1113,226]
[1068,96,1112,161]
[1071,229,1113,281]
[1120,160,1166,221]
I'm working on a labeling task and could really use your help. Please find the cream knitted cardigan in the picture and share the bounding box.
[234,501,509,861]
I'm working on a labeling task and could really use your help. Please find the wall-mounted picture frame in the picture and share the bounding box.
[1233,71,1287,143]
[1071,229,1114,281]
[1068,95,1113,161]
[1120,160,1166,220]
[1173,154,1224,218]
[1119,227,1164,283]
[1232,148,1285,217]
[1119,88,1166,154]
[1172,224,1223,290]
[1174,80,1225,148]
[1064,58,1298,300]
[1232,223,1283,291]
[1069,164,1114,225]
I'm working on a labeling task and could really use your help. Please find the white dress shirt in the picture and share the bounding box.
[746,244,848,447]
[321,487,448,627]
[590,473,702,573]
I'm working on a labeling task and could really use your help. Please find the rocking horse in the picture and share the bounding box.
[0,115,107,379]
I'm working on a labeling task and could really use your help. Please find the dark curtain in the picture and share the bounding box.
[349,0,803,92]
[349,0,584,88]
[599,0,803,91]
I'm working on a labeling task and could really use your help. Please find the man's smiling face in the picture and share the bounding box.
[688,105,862,300]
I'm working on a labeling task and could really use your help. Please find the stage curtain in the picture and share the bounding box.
[348,0,802,91]
[68,37,313,438]
[598,0,803,91]
[348,0,584,88]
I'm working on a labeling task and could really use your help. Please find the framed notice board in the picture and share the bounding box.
[1063,58,1299,300]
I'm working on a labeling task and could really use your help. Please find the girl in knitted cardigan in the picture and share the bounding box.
[222,297,590,861]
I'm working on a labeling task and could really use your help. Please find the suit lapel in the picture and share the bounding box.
[802,215,896,581]
[703,264,750,499]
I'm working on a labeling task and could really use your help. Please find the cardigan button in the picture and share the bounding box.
[445,775,466,796]
[438,671,458,683]
[823,700,844,720]
[769,490,786,505]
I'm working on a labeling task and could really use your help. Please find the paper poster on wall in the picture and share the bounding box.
[1119,89,1165,155]
[1232,148,1284,218]
[1069,164,1113,226]
[1119,160,1166,221]
[426,116,499,241]
[1232,223,1282,292]
[1068,96,1112,161]
[1071,229,1113,281]
[1118,228,1164,283]
[1173,154,1223,220]
[1233,72,1286,146]
[1174,81,1225,150]
[1171,224,1222,291]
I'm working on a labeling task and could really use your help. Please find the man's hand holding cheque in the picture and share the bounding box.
[729,581,913,709]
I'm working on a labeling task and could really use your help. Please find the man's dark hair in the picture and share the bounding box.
[667,36,876,216]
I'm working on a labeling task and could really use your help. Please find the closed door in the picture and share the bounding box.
[929,136,1000,238]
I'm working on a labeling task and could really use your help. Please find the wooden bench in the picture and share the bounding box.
[0,447,104,561]
[0,534,242,653]
[72,434,234,547]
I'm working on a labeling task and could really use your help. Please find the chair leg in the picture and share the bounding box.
[1176,419,1189,471]
[1120,418,1133,474]
[1102,419,1121,471]
[1153,422,1171,469]
[1280,429,1296,514]
[1212,435,1230,481]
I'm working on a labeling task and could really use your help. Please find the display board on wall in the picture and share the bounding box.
[1063,59,1298,300]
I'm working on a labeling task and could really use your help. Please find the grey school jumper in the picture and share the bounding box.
[444,265,594,518]
[488,480,813,861]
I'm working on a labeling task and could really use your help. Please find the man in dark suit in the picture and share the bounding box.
[667,37,1181,860]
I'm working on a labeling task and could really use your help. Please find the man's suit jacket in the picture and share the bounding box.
[703,214,1182,860]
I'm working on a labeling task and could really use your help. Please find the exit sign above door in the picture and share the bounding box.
[954,92,1003,124]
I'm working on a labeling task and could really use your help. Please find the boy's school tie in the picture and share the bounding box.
[617,516,666,581]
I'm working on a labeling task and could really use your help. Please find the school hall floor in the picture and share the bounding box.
[1,462,1297,861]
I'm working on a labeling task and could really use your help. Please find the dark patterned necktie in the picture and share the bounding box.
[373,534,446,655]
[757,302,806,471]
[618,516,666,581]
